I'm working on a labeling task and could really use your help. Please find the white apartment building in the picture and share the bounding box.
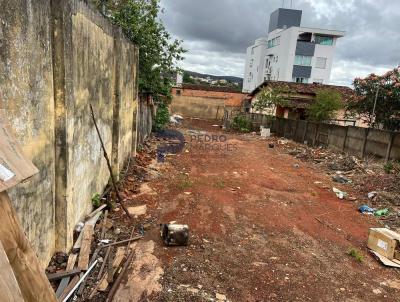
[243,8,345,93]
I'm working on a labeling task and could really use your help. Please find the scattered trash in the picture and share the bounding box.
[75,222,85,233]
[268,143,275,148]
[333,187,347,199]
[260,128,271,138]
[170,114,184,124]
[212,124,220,127]
[374,208,390,217]
[368,228,400,268]
[372,289,382,295]
[293,164,300,168]
[368,191,378,199]
[359,205,375,214]
[98,239,112,244]
[160,223,189,246]
[332,174,351,184]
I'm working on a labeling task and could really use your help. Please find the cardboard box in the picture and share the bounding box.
[367,228,400,260]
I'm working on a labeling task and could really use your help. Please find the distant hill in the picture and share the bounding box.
[184,70,243,87]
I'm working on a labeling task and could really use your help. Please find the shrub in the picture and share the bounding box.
[153,103,170,131]
[307,89,342,122]
[231,115,252,133]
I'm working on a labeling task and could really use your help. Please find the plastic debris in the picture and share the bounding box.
[333,187,347,199]
[368,191,378,199]
[332,174,351,184]
[374,208,390,217]
[359,205,376,214]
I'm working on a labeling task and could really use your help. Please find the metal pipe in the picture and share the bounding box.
[62,259,98,302]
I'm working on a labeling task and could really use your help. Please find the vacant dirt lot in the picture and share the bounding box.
[113,119,400,302]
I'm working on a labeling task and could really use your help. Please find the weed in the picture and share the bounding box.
[214,179,225,189]
[177,177,193,190]
[231,115,252,133]
[91,193,101,208]
[384,161,394,174]
[348,249,363,262]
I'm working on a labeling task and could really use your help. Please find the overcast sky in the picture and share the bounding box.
[160,0,399,86]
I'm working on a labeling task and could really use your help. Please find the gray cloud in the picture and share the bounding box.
[160,0,400,85]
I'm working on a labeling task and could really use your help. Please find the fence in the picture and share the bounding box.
[272,118,400,161]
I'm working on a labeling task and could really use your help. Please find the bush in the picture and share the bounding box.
[231,115,252,133]
[307,89,342,122]
[153,103,170,131]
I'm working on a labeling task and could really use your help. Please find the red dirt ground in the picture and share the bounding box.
[117,119,400,302]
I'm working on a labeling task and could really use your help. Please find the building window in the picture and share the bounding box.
[176,89,181,96]
[315,35,333,45]
[294,55,312,66]
[267,36,281,48]
[315,57,327,69]
[293,77,309,83]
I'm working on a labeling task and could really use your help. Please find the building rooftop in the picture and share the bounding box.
[248,81,354,101]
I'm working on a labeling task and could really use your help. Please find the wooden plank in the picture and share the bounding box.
[77,225,94,271]
[100,210,109,239]
[98,247,126,291]
[86,204,107,221]
[385,132,395,163]
[0,113,38,192]
[342,126,348,152]
[58,275,80,302]
[56,253,78,298]
[0,240,24,302]
[361,128,369,158]
[46,268,81,281]
[0,192,57,302]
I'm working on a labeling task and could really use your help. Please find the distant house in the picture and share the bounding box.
[247,81,364,126]
[171,84,247,120]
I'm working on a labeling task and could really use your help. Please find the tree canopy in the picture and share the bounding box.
[252,86,289,114]
[95,0,186,101]
[307,89,342,122]
[347,67,400,130]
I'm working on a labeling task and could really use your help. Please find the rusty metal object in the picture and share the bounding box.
[160,224,189,246]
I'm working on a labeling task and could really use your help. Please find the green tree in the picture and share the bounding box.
[346,67,400,130]
[252,86,289,114]
[182,71,195,84]
[95,0,186,101]
[307,89,342,122]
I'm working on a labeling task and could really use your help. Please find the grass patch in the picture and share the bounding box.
[176,177,193,190]
[384,161,394,174]
[347,249,363,263]
[214,179,225,189]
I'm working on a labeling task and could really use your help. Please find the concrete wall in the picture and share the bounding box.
[170,87,245,120]
[0,0,139,266]
[272,117,400,161]
[0,0,56,267]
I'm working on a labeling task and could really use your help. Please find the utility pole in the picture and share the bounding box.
[371,85,380,127]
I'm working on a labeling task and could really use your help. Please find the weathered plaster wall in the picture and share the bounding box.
[170,87,245,120]
[53,0,139,252]
[0,0,55,266]
[0,0,138,266]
